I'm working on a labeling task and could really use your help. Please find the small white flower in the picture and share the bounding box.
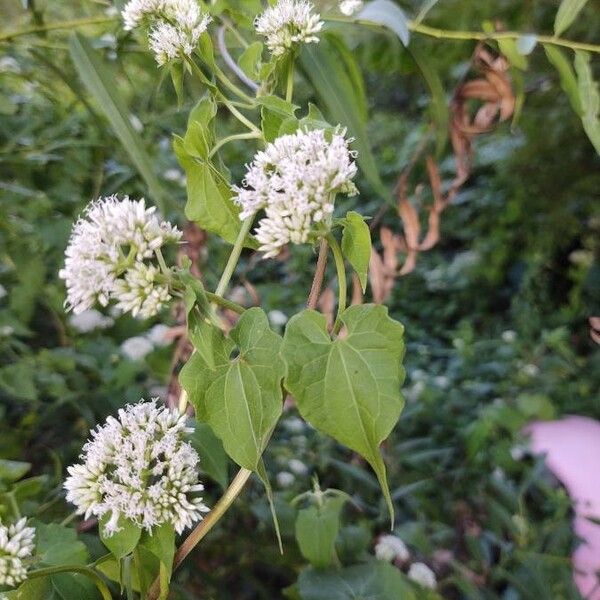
[163,168,186,186]
[268,310,288,327]
[146,323,172,347]
[69,309,114,333]
[121,336,154,361]
[374,534,410,562]
[64,400,209,535]
[407,562,437,589]
[255,0,323,57]
[59,195,181,318]
[520,363,540,378]
[502,330,517,343]
[339,0,363,15]
[233,128,358,258]
[0,326,14,337]
[122,0,211,65]
[288,458,308,476]
[129,114,144,132]
[276,471,295,488]
[0,519,35,588]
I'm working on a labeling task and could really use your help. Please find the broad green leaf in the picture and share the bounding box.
[99,515,142,560]
[297,561,416,600]
[6,577,55,599]
[409,45,449,156]
[574,51,600,154]
[357,0,410,47]
[189,421,230,489]
[554,0,589,36]
[341,211,371,292]
[544,45,583,116]
[180,308,286,471]
[174,136,242,244]
[69,33,166,212]
[238,41,263,79]
[259,95,298,142]
[35,522,89,566]
[282,305,405,523]
[300,34,391,203]
[50,573,100,600]
[0,459,30,483]
[140,523,175,600]
[295,494,348,568]
[188,94,218,129]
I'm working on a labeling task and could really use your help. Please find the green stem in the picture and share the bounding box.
[123,555,134,600]
[7,492,21,520]
[219,97,262,135]
[213,63,254,104]
[214,216,254,297]
[205,291,246,314]
[209,131,261,159]
[27,565,112,600]
[285,57,295,103]
[324,16,600,53]
[0,16,116,42]
[147,468,253,600]
[326,232,347,333]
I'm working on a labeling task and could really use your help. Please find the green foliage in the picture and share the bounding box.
[340,211,372,292]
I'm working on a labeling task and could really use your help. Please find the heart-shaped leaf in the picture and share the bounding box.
[283,304,405,523]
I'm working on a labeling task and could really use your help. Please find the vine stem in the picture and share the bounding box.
[27,565,112,600]
[209,131,261,159]
[0,16,117,42]
[285,57,295,103]
[147,232,331,600]
[326,232,347,333]
[214,216,254,297]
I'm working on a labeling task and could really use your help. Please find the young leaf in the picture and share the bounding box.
[554,0,589,36]
[357,0,410,47]
[574,51,600,154]
[282,305,405,523]
[139,523,175,600]
[180,308,286,471]
[35,522,89,567]
[543,45,583,116]
[258,95,298,142]
[300,34,391,204]
[189,421,230,489]
[238,41,264,80]
[99,515,142,560]
[295,494,348,568]
[341,211,371,292]
[68,33,166,213]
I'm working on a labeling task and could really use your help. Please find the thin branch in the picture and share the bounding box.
[0,16,116,42]
[307,238,329,310]
[217,25,259,92]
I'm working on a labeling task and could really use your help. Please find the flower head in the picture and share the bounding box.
[374,534,410,562]
[339,0,363,15]
[59,195,181,318]
[407,562,437,589]
[233,128,357,258]
[122,0,211,65]
[64,400,209,536]
[255,0,323,57]
[0,519,35,588]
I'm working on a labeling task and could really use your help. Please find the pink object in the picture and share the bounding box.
[525,416,600,599]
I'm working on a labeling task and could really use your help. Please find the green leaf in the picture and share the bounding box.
[282,305,405,523]
[51,573,100,600]
[5,577,55,599]
[180,308,286,471]
[189,421,230,489]
[68,33,166,212]
[174,137,242,244]
[357,0,410,47]
[341,211,371,292]
[0,459,31,483]
[259,95,298,142]
[497,38,528,70]
[139,523,175,600]
[574,51,600,154]
[409,45,449,156]
[35,522,89,567]
[295,494,348,568]
[554,0,589,36]
[300,34,391,203]
[543,45,583,116]
[99,515,142,560]
[297,561,416,600]
[238,41,263,80]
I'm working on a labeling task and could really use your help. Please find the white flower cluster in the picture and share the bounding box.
[59,196,181,319]
[339,0,363,15]
[407,562,437,589]
[233,128,358,258]
[64,400,209,536]
[255,0,323,57]
[122,0,211,66]
[0,519,35,588]
[375,534,409,562]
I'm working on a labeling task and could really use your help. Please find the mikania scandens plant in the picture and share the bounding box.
[7,0,410,597]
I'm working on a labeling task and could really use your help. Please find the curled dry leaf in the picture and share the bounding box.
[590,317,600,344]
[369,43,516,302]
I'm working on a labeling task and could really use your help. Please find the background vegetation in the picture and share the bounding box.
[1,0,599,598]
